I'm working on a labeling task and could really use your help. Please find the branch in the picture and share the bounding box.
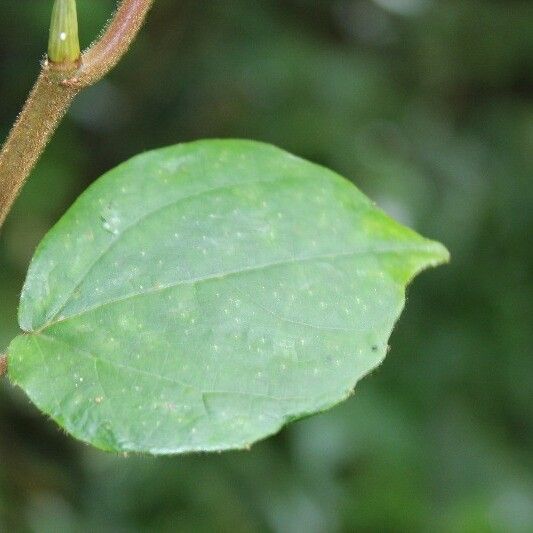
[0,0,155,228]
[72,0,154,88]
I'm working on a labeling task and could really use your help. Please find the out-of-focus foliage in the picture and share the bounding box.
[0,0,531,531]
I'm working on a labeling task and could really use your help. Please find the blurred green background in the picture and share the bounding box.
[1,0,532,531]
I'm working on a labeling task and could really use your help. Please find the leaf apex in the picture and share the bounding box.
[427,240,451,266]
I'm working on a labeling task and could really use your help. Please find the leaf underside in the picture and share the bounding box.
[8,140,448,454]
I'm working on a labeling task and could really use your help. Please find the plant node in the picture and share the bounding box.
[0,0,155,228]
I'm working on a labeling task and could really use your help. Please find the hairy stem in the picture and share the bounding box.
[0,0,155,228]
[0,354,6,378]
[74,0,155,88]
[0,66,80,227]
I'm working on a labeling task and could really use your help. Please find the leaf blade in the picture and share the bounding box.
[9,140,448,454]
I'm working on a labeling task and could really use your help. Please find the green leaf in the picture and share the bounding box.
[7,140,448,454]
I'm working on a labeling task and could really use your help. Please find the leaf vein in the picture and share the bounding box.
[40,243,435,330]
[46,173,300,326]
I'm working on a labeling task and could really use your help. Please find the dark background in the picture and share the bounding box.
[1,1,532,531]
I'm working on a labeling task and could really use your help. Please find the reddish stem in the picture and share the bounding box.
[74,0,155,87]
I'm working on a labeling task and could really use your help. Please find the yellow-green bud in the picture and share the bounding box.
[48,0,80,64]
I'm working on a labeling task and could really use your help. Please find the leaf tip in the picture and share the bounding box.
[428,240,451,266]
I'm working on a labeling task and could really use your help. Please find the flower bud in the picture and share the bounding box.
[48,0,80,64]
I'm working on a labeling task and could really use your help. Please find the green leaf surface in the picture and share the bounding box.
[8,140,448,454]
